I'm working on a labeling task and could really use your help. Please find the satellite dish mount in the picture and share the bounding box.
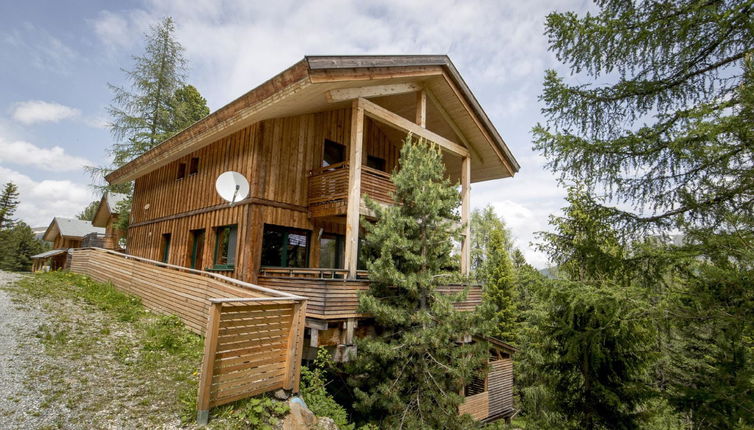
[215,171,250,207]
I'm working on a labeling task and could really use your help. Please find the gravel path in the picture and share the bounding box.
[0,271,49,429]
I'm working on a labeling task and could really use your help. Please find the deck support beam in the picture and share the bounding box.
[345,100,364,279]
[461,156,471,276]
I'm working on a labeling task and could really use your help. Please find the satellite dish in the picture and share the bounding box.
[215,171,250,206]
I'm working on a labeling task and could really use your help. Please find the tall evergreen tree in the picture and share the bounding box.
[532,2,754,427]
[471,207,518,343]
[169,84,210,134]
[107,17,187,166]
[0,182,20,229]
[347,136,493,429]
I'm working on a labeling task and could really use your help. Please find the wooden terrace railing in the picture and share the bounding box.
[307,162,396,218]
[68,248,307,425]
[257,268,482,319]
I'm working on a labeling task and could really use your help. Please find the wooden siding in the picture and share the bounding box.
[130,109,399,226]
[488,358,514,417]
[459,391,489,421]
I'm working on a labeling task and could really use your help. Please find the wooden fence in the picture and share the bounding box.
[69,248,307,424]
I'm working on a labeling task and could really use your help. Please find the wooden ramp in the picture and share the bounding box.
[69,248,307,424]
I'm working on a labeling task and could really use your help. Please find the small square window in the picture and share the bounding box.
[176,163,186,180]
[189,157,199,175]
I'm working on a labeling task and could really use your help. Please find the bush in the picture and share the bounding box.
[301,348,354,430]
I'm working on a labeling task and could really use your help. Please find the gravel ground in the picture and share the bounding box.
[0,271,50,428]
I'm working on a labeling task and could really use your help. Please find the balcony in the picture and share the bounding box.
[257,267,482,319]
[307,161,396,218]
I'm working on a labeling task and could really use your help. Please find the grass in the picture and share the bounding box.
[5,271,291,429]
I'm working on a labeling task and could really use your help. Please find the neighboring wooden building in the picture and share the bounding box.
[105,55,520,421]
[91,192,128,250]
[32,217,105,271]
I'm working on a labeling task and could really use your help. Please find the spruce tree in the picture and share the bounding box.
[0,182,20,230]
[347,136,493,429]
[169,84,210,134]
[0,222,46,272]
[471,207,518,344]
[533,2,754,427]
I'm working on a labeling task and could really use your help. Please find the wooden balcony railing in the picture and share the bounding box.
[307,162,396,218]
[257,269,482,319]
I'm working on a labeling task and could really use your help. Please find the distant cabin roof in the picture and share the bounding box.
[31,249,67,259]
[92,192,128,227]
[43,217,105,242]
[106,55,519,185]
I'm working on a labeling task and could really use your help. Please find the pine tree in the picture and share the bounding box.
[470,207,518,343]
[169,84,210,134]
[533,2,754,427]
[347,136,493,429]
[0,182,20,230]
[0,222,46,272]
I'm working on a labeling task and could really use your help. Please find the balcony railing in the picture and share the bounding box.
[257,269,482,319]
[307,162,396,218]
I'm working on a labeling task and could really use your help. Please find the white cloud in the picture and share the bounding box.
[0,166,95,227]
[11,100,81,125]
[0,138,91,172]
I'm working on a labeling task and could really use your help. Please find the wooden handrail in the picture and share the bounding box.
[77,247,307,300]
[309,161,349,176]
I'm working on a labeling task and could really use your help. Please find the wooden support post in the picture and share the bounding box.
[287,300,307,392]
[344,100,364,279]
[196,302,222,425]
[461,156,471,276]
[415,90,426,127]
[310,328,319,347]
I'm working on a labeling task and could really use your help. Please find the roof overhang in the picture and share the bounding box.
[106,55,519,185]
[92,194,111,227]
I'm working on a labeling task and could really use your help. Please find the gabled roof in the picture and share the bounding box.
[31,249,67,259]
[106,55,519,185]
[92,192,128,227]
[42,217,105,242]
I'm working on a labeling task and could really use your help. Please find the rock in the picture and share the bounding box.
[314,417,339,430]
[274,389,290,400]
[282,397,317,429]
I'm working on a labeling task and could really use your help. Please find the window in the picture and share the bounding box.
[322,139,345,167]
[190,229,205,269]
[319,233,345,269]
[261,224,310,268]
[366,155,386,172]
[213,225,238,270]
[176,163,186,180]
[189,157,199,175]
[161,233,171,263]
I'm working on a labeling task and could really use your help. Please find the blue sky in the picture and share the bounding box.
[0,0,591,267]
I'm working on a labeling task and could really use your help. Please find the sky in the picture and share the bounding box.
[0,0,592,268]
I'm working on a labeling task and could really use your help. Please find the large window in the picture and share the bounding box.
[319,233,344,269]
[366,155,386,172]
[190,229,205,269]
[213,225,237,270]
[261,224,310,268]
[322,139,345,167]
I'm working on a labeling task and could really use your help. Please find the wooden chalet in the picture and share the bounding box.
[32,217,105,271]
[91,192,128,250]
[105,55,520,421]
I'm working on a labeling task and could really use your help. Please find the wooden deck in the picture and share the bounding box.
[308,161,396,218]
[257,268,482,319]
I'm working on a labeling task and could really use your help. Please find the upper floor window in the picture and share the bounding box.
[366,155,386,172]
[189,157,200,175]
[176,163,186,180]
[213,225,238,270]
[261,224,310,268]
[322,139,345,167]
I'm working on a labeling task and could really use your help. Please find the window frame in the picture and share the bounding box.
[212,224,238,271]
[176,163,187,180]
[189,157,200,176]
[189,228,205,269]
[260,224,311,268]
[160,233,171,263]
[322,139,346,168]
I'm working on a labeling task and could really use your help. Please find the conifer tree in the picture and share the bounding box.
[0,182,20,230]
[77,201,99,221]
[533,2,754,426]
[347,136,493,429]
[0,222,46,272]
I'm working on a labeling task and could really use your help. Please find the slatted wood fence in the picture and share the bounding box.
[68,248,307,424]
